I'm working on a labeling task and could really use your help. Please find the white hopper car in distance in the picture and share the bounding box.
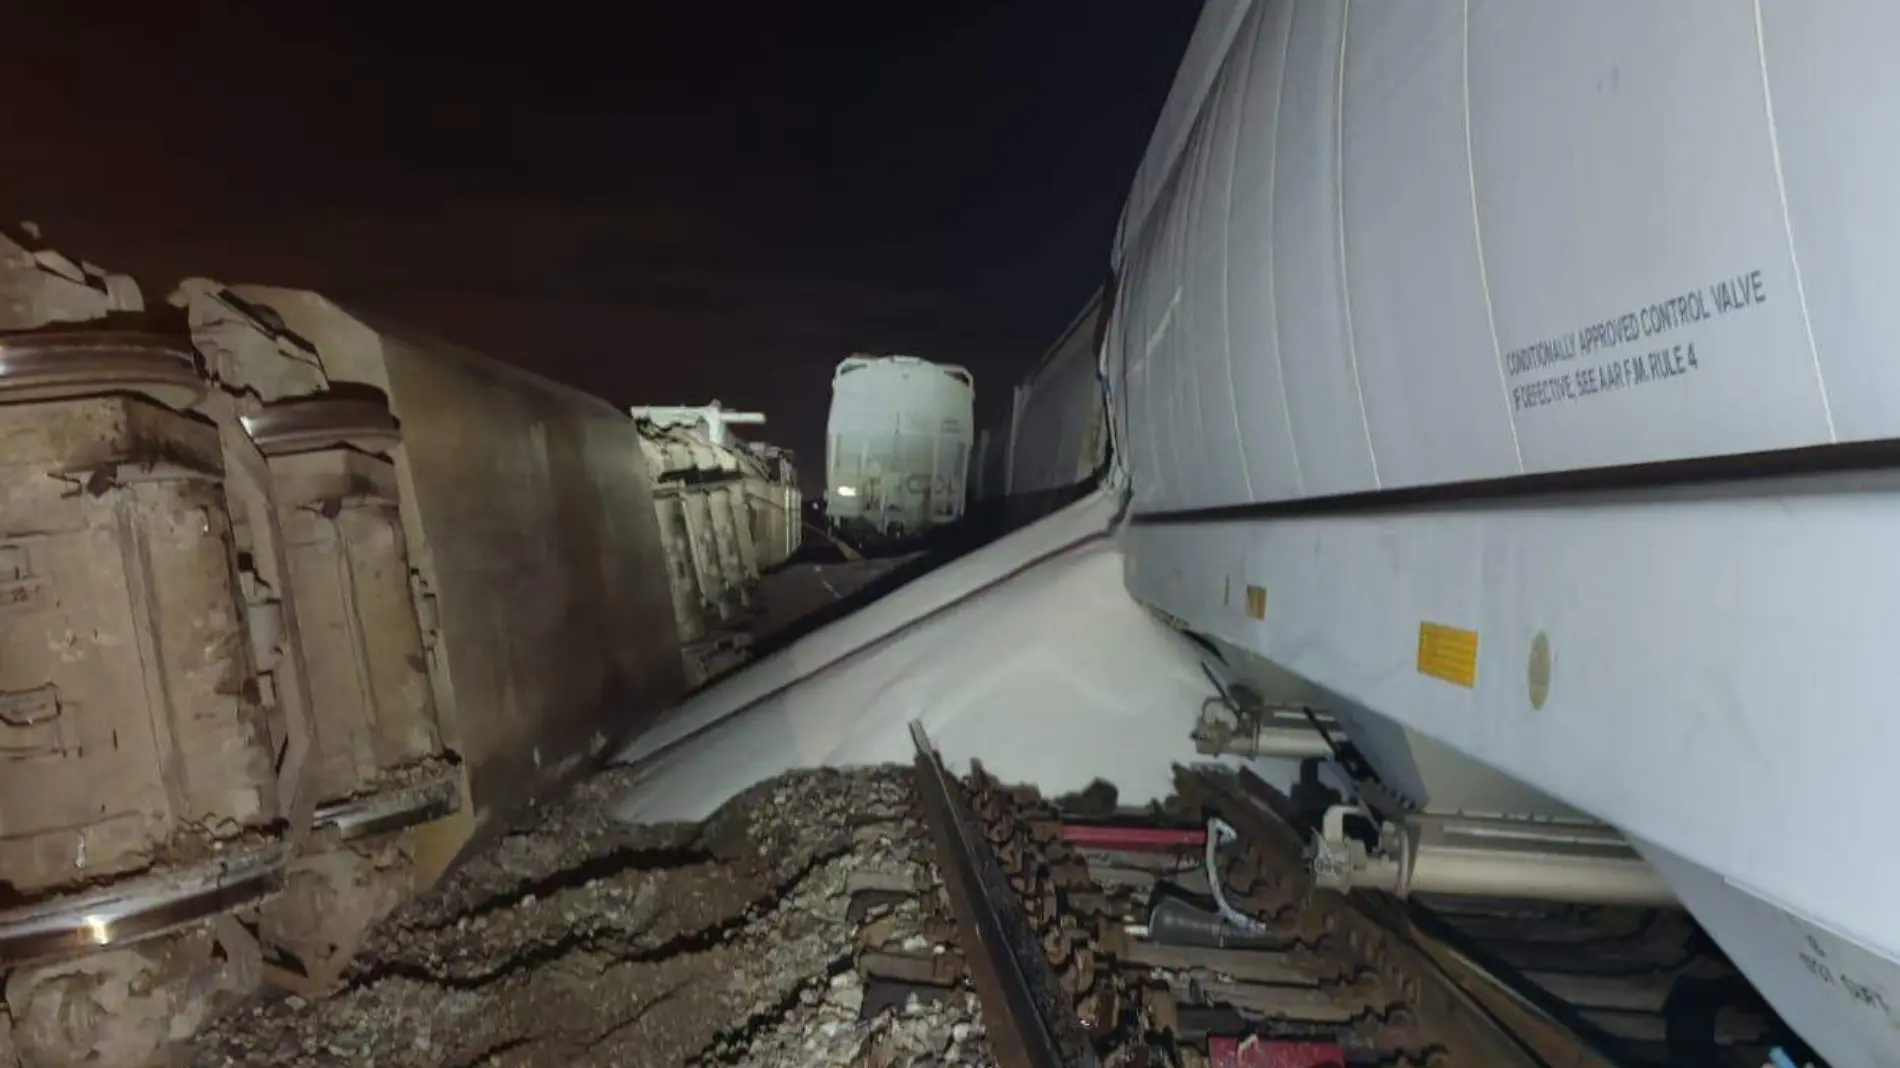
[824,354,975,546]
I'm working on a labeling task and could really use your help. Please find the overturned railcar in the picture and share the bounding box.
[1106,2,1900,1065]
[0,232,688,1067]
[632,403,802,686]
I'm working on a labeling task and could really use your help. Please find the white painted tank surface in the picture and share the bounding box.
[825,354,975,539]
[1001,292,1109,500]
[1109,2,1900,1064]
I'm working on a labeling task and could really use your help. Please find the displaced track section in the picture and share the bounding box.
[1170,767,1593,1068]
[1172,767,1789,1066]
[172,740,1792,1068]
[911,723,1097,1068]
[920,757,1792,1067]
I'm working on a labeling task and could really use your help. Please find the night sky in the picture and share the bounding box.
[1,3,1201,465]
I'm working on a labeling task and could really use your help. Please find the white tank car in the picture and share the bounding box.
[825,354,975,541]
[1110,2,1900,1064]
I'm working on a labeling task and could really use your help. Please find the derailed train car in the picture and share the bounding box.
[0,230,689,1067]
[971,290,1110,519]
[1104,2,1900,1065]
[631,403,802,686]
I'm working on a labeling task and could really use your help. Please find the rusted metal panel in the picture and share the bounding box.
[265,447,443,806]
[171,280,468,990]
[376,331,684,819]
[744,463,802,570]
[0,389,293,1068]
[0,395,284,898]
[0,223,145,331]
[232,287,687,860]
[0,247,309,1062]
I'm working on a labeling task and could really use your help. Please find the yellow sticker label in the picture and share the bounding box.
[1417,622,1480,688]
[1245,585,1267,621]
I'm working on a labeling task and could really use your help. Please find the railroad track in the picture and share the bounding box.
[900,726,1807,1068]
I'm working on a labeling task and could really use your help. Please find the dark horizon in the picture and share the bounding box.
[0,3,1202,466]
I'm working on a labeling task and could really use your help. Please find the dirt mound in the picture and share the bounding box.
[188,766,954,1068]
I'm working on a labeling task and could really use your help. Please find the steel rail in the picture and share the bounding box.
[0,842,289,967]
[909,721,1098,1068]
